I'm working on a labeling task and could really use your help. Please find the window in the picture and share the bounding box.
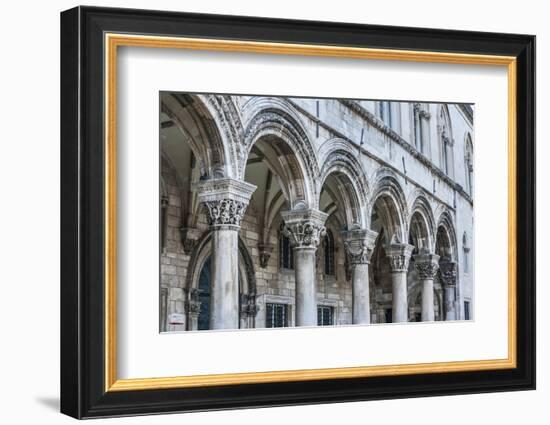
[465,134,474,196]
[464,301,471,320]
[279,223,294,270]
[413,103,430,154]
[266,303,288,328]
[323,230,335,276]
[377,101,393,128]
[463,232,470,274]
[317,305,334,326]
[438,106,454,177]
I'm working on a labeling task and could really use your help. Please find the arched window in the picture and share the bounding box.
[413,103,430,154]
[324,229,335,276]
[279,223,294,270]
[465,134,474,196]
[462,232,470,274]
[438,106,454,177]
[377,101,393,128]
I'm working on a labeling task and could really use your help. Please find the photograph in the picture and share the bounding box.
[159,93,475,332]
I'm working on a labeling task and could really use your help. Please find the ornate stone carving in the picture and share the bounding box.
[203,199,248,227]
[386,243,415,272]
[240,293,258,317]
[179,226,201,255]
[413,252,440,279]
[186,288,201,317]
[342,228,378,265]
[439,260,458,287]
[195,178,256,229]
[281,208,328,249]
[258,243,274,268]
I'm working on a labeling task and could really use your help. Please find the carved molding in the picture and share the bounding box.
[342,228,378,265]
[386,243,415,273]
[281,208,328,249]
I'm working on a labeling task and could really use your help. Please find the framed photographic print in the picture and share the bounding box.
[60,6,536,419]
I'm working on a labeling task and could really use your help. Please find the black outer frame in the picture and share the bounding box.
[60,5,536,419]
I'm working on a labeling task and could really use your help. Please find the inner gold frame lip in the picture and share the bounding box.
[104,33,517,392]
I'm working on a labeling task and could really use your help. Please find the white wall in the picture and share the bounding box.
[0,0,545,424]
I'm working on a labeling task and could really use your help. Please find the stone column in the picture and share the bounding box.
[440,260,458,321]
[281,208,328,327]
[196,178,256,330]
[386,243,414,323]
[413,252,440,322]
[342,228,378,325]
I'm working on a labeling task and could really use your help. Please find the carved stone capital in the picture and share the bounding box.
[281,208,328,249]
[439,260,458,287]
[258,243,274,268]
[413,252,440,279]
[342,228,378,265]
[195,178,256,229]
[386,243,415,273]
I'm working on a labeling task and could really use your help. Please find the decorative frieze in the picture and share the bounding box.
[342,228,378,265]
[386,243,415,272]
[414,252,440,279]
[281,208,328,249]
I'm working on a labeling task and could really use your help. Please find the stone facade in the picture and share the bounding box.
[159,93,474,332]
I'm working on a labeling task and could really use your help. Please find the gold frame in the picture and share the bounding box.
[104,33,517,392]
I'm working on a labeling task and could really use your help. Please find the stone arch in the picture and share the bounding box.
[435,209,458,261]
[368,168,409,244]
[185,231,257,295]
[408,191,437,252]
[242,98,319,209]
[318,138,369,229]
[160,93,242,179]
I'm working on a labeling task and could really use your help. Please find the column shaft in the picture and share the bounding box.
[391,271,409,323]
[445,286,457,321]
[421,278,435,321]
[352,262,371,324]
[387,243,414,323]
[281,208,328,328]
[294,247,318,326]
[210,228,239,329]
